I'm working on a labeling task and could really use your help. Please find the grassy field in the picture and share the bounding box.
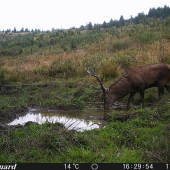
[0,15,170,163]
[0,95,170,163]
[1,20,170,86]
[1,19,170,111]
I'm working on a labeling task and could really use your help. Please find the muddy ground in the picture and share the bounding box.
[0,106,66,135]
[0,105,133,136]
[0,104,137,125]
[0,107,28,135]
[0,106,66,124]
[0,107,28,124]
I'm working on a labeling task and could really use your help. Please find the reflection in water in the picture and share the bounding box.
[8,110,103,131]
[8,103,126,131]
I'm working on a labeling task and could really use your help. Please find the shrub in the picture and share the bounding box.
[118,55,133,71]
[100,60,118,80]
[134,31,161,44]
[48,60,77,79]
[109,39,130,52]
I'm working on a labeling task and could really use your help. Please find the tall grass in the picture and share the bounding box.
[1,20,170,163]
[1,20,170,85]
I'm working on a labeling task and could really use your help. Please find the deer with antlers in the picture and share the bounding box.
[86,63,170,110]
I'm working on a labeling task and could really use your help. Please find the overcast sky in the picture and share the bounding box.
[1,0,170,31]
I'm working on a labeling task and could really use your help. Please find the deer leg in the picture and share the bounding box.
[158,86,164,98]
[127,92,136,110]
[139,90,145,108]
[165,85,170,93]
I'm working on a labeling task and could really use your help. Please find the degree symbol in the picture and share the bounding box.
[91,164,98,170]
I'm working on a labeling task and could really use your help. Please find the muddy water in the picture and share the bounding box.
[8,102,126,131]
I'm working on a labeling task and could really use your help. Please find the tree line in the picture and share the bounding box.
[0,5,170,57]
[85,5,170,30]
[0,5,170,33]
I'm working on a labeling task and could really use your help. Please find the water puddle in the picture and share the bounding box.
[8,102,127,131]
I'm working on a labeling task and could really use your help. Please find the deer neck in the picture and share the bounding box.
[109,76,131,99]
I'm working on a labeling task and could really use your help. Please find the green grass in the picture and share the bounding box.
[0,14,170,163]
[0,95,170,163]
[0,121,144,163]
[0,79,165,112]
[0,79,90,111]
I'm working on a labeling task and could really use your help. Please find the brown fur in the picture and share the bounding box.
[104,63,170,109]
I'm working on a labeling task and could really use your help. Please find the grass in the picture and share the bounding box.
[1,20,170,85]
[0,95,170,163]
[0,81,87,111]
[0,17,170,163]
[0,88,169,163]
[0,78,161,112]
[1,38,170,84]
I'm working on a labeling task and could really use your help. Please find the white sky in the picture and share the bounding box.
[0,0,170,31]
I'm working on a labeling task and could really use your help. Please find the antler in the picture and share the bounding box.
[94,93,104,99]
[86,67,105,93]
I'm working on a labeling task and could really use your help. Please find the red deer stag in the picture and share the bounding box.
[86,63,170,110]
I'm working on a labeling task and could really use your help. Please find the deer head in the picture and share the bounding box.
[86,67,116,110]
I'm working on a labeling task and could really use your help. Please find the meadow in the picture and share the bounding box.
[0,13,170,163]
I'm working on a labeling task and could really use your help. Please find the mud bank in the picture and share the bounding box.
[0,107,28,124]
[0,121,40,135]
[0,106,65,135]
[0,106,66,124]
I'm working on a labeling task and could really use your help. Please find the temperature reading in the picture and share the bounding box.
[166,164,170,169]
[64,164,79,169]
[73,164,79,169]
[64,164,71,169]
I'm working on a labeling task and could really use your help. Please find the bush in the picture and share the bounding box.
[48,60,77,78]
[109,39,131,52]
[100,60,118,80]
[118,55,133,71]
[134,31,161,44]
